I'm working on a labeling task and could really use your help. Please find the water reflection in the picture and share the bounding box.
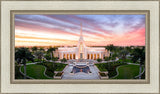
[72,65,91,73]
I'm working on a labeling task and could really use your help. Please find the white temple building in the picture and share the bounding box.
[53,24,110,60]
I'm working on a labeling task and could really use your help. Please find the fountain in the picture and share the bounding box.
[71,61,91,74]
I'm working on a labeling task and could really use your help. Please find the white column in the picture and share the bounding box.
[62,52,63,59]
[95,53,97,59]
[100,53,101,59]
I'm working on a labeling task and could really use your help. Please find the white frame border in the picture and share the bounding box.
[1,1,159,93]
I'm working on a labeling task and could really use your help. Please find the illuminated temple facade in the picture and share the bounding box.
[54,24,110,60]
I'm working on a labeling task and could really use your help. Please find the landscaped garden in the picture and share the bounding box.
[95,62,127,78]
[15,45,145,80]
[20,62,67,79]
[21,64,50,79]
[95,62,145,79]
[15,63,27,79]
[37,62,67,77]
[112,64,144,79]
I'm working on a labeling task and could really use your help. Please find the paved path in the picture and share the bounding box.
[62,65,100,80]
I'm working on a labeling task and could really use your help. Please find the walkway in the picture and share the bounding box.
[62,65,100,80]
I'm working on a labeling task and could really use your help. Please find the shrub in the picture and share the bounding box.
[37,62,67,77]
[38,62,54,77]
[104,57,110,61]
[53,57,58,61]
[44,54,51,60]
[95,62,127,78]
[26,61,32,63]
[99,72,107,77]
[15,63,30,79]
[15,63,24,79]
[61,58,67,63]
[34,59,40,62]
[97,58,102,62]
[55,72,63,76]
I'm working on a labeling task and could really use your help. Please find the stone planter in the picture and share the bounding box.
[98,72,109,79]
[54,71,64,79]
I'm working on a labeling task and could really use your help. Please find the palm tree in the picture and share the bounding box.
[131,47,145,79]
[126,46,132,53]
[31,46,38,53]
[119,49,129,62]
[105,44,116,57]
[15,47,34,79]
[35,51,44,63]
[44,54,51,61]
[47,47,55,60]
[39,47,45,52]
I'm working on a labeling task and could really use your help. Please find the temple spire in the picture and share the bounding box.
[80,23,82,36]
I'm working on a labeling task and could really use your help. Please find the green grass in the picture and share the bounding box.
[113,64,144,79]
[21,64,50,79]
[26,61,33,63]
[15,64,25,79]
[37,62,67,77]
[118,59,139,64]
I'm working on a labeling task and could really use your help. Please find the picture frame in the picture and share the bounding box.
[0,0,159,94]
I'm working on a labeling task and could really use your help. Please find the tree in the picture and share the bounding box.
[47,47,55,60]
[15,47,34,79]
[39,47,45,52]
[119,49,129,62]
[105,44,115,51]
[31,46,38,53]
[126,46,132,53]
[105,44,117,57]
[112,53,118,60]
[35,51,44,63]
[44,54,51,61]
[131,47,145,79]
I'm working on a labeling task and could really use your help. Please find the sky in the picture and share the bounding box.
[15,14,145,47]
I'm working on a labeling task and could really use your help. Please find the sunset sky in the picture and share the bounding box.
[15,14,145,47]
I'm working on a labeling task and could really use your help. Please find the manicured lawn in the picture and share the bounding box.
[15,64,25,79]
[113,64,144,79]
[21,64,50,79]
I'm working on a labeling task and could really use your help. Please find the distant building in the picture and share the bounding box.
[53,24,110,60]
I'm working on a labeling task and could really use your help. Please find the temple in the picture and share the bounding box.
[54,23,110,60]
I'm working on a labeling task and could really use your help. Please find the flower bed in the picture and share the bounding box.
[99,72,107,77]
[54,71,64,79]
[98,72,108,79]
[55,72,63,76]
